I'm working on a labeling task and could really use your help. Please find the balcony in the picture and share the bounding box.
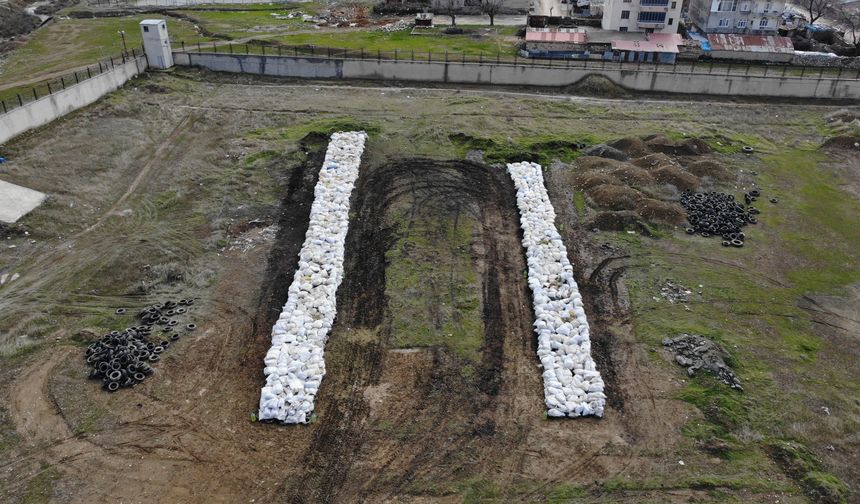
[640,0,669,5]
[637,20,666,28]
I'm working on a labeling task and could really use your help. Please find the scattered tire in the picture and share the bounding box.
[742,146,754,153]
[84,298,195,392]
[731,239,744,247]
[186,323,197,331]
[770,198,778,204]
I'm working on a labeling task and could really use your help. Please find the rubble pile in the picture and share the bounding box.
[663,334,742,390]
[507,161,606,418]
[377,19,411,32]
[258,131,367,424]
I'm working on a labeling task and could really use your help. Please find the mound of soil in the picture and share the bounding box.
[652,165,701,191]
[576,156,627,171]
[586,210,651,234]
[632,153,674,169]
[565,75,629,98]
[610,166,655,186]
[582,144,629,161]
[685,159,734,181]
[608,137,651,158]
[573,171,621,190]
[586,184,644,210]
[821,135,860,150]
[635,198,685,225]
[645,136,712,156]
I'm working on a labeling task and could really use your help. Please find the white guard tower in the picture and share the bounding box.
[140,19,173,69]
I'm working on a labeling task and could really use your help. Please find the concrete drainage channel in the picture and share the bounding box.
[85,300,197,391]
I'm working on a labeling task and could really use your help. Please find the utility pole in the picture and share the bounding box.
[118,30,128,55]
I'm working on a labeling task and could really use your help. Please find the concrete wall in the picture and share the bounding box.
[0,56,147,145]
[132,0,296,5]
[174,52,860,99]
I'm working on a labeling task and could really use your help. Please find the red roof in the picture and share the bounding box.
[706,34,794,53]
[525,30,588,44]
[611,39,679,53]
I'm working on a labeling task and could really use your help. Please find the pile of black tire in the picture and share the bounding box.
[85,299,197,392]
[680,189,763,247]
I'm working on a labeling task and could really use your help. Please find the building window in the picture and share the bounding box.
[740,2,750,11]
[638,11,667,22]
[143,26,150,32]
[737,19,747,27]
[717,0,738,11]
[765,1,772,10]
[621,10,630,18]
[623,0,631,3]
[671,1,676,7]
[759,18,768,27]
[718,18,730,27]
[620,26,629,31]
[668,17,674,24]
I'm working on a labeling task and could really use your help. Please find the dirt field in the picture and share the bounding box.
[0,70,859,503]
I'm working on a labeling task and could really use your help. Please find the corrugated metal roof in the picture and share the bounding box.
[525,29,588,44]
[706,34,794,54]
[647,33,683,45]
[611,39,679,53]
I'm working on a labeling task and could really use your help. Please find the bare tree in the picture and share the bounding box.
[831,3,860,49]
[802,0,833,24]
[439,0,459,25]
[482,0,504,26]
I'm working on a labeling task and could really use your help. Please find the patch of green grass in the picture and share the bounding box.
[572,191,587,219]
[765,439,848,504]
[449,133,597,166]
[271,27,517,56]
[174,3,321,39]
[248,117,381,141]
[386,206,483,362]
[21,463,61,504]
[0,16,210,89]
[547,483,587,503]
[462,478,503,504]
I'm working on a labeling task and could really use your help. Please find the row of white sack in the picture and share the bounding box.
[259,131,368,424]
[507,162,606,418]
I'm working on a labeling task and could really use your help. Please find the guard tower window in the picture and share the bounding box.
[143,26,150,32]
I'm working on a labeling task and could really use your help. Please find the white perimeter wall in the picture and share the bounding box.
[0,56,147,145]
[173,52,860,99]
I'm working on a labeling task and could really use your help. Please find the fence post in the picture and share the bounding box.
[198,41,201,52]
[782,65,787,77]
[361,48,365,59]
[856,68,860,80]
[445,49,448,63]
[819,67,824,78]
[1,101,5,114]
[132,48,136,58]
[479,52,482,64]
[61,77,66,89]
[763,65,767,77]
[515,52,517,66]
[87,67,92,78]
[745,64,750,75]
[214,41,217,53]
[709,61,713,74]
[17,94,23,106]
[262,45,266,56]
[378,48,381,61]
[33,88,38,100]
[327,47,331,58]
[99,61,103,73]
[801,66,806,77]
[110,56,114,68]
[394,49,398,61]
[837,67,843,80]
[47,82,52,95]
[497,53,499,64]
[182,41,186,52]
[412,49,414,61]
[427,50,430,62]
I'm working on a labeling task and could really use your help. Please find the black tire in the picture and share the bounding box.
[742,146,754,153]
[186,323,197,331]
[116,308,126,315]
[170,333,180,341]
[106,381,120,392]
[731,239,744,247]
[722,240,731,247]
[134,372,146,382]
[770,198,778,203]
[686,228,695,235]
[148,354,160,362]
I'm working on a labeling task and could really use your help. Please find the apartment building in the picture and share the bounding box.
[688,0,785,34]
[601,0,683,33]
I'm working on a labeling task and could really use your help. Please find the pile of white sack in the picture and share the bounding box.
[258,131,367,424]
[507,162,606,418]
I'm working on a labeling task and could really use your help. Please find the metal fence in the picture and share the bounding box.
[0,46,144,117]
[175,40,860,82]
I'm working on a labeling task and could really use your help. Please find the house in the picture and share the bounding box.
[688,0,785,34]
[609,32,683,62]
[523,28,590,58]
[601,0,683,33]
[706,33,794,61]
